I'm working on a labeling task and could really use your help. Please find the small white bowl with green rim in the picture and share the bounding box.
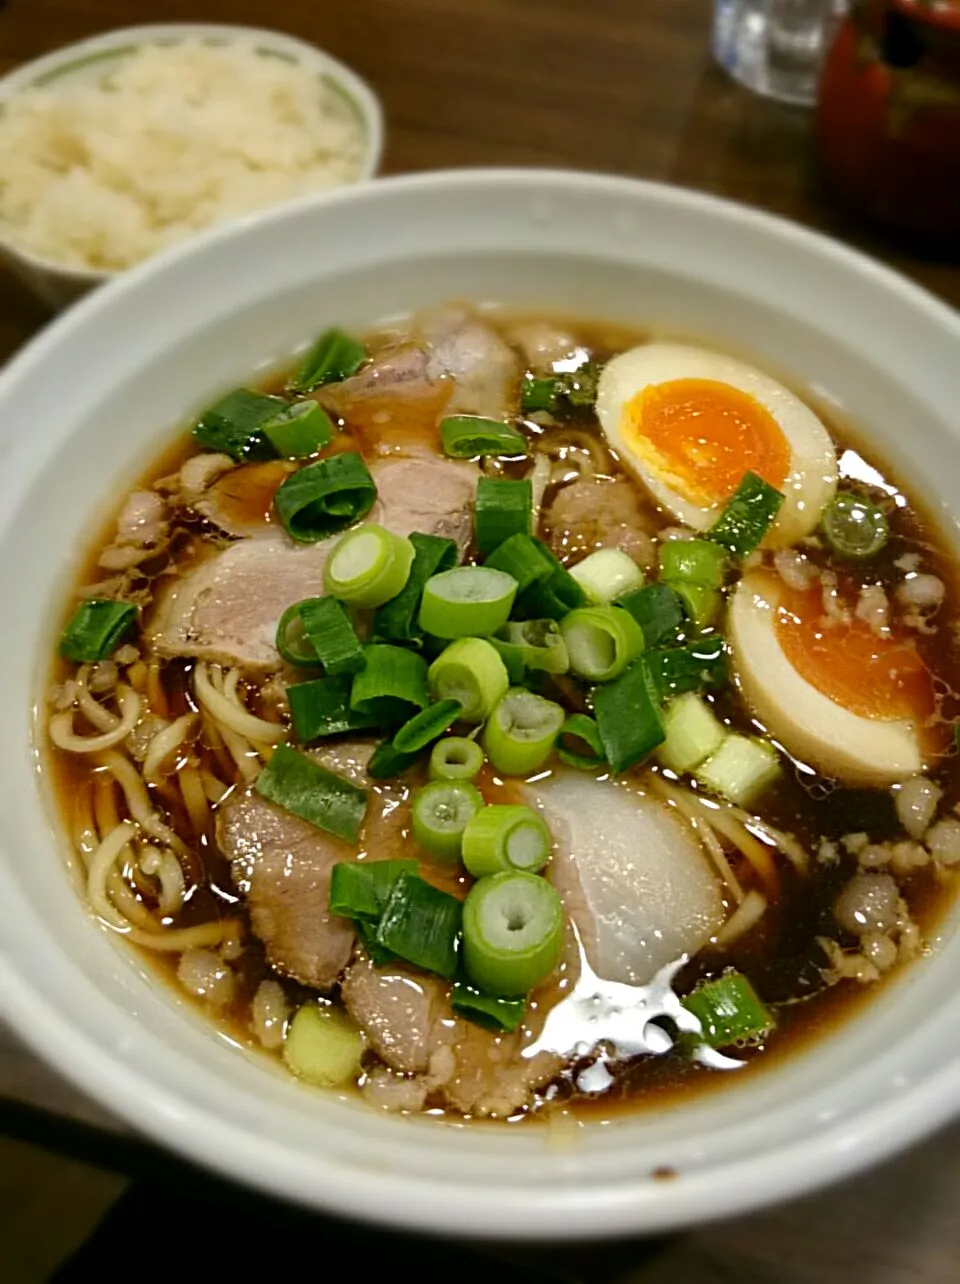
[0,23,384,311]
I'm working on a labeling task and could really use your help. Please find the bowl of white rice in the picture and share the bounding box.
[0,24,383,310]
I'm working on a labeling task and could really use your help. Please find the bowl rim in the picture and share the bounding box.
[0,21,385,284]
[4,167,960,1240]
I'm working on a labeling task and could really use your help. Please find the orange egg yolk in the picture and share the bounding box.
[775,582,935,726]
[623,378,790,508]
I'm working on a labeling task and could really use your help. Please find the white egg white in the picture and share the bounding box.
[729,571,925,786]
[596,343,837,547]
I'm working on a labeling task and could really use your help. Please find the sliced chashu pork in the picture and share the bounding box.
[149,454,477,670]
[216,742,406,989]
[543,476,656,570]
[526,771,725,986]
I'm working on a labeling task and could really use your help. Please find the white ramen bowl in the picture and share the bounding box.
[0,23,384,311]
[2,170,960,1241]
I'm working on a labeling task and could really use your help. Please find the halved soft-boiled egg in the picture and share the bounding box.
[596,343,837,546]
[729,570,937,785]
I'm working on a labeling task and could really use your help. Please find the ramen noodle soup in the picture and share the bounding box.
[41,306,960,1121]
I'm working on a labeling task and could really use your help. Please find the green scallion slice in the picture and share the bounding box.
[516,538,586,621]
[441,416,528,459]
[474,478,532,556]
[450,982,527,1033]
[462,871,564,997]
[275,599,321,668]
[615,582,685,647]
[255,744,367,844]
[350,645,429,726]
[521,374,561,414]
[393,699,462,754]
[428,638,510,724]
[283,1002,364,1088]
[657,692,726,775]
[560,605,644,682]
[461,804,551,878]
[324,523,414,609]
[484,533,558,594]
[644,635,727,700]
[562,361,601,406]
[419,565,518,639]
[708,471,784,557]
[192,388,286,461]
[593,661,664,774]
[492,619,569,675]
[373,531,458,647]
[288,675,379,742]
[299,596,365,676]
[274,452,377,543]
[429,735,485,781]
[569,548,645,604]
[376,872,462,980]
[366,740,420,780]
[659,538,728,589]
[412,780,485,861]
[483,688,565,776]
[289,327,366,393]
[261,401,334,458]
[329,858,419,922]
[820,492,889,561]
[675,583,722,631]
[556,713,606,770]
[59,599,137,662]
[681,972,774,1048]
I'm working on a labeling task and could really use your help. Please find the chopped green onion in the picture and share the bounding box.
[557,714,606,770]
[644,635,727,700]
[429,736,485,781]
[461,805,552,877]
[570,548,645,604]
[393,699,462,754]
[367,740,420,779]
[474,478,532,556]
[820,492,889,560]
[324,524,414,609]
[560,605,644,682]
[594,661,664,774]
[376,872,462,980]
[299,596,364,676]
[59,599,137,662]
[450,982,527,1033]
[562,361,601,406]
[283,1002,364,1087]
[373,532,458,646]
[261,401,334,458]
[289,327,366,393]
[274,452,377,543]
[708,472,784,557]
[357,918,398,966]
[484,533,558,594]
[615,582,685,647]
[675,583,722,631]
[412,780,485,861]
[695,733,780,806]
[275,600,321,668]
[350,645,429,725]
[428,638,510,724]
[483,688,565,776]
[493,619,569,675]
[462,871,564,997]
[682,972,774,1048]
[288,675,379,742]
[657,693,726,775]
[441,416,528,458]
[487,638,528,685]
[521,374,560,414]
[329,859,419,922]
[516,538,586,620]
[192,388,286,461]
[659,539,728,589]
[255,744,367,843]
[419,566,517,639]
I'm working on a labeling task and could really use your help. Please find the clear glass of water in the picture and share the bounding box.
[713,0,848,106]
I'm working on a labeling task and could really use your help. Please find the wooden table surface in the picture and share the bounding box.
[1,0,959,1278]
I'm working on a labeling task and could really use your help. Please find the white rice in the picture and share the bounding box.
[0,40,367,271]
